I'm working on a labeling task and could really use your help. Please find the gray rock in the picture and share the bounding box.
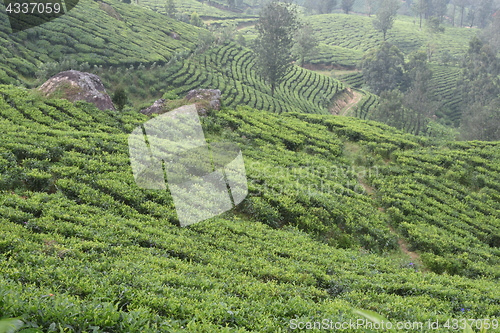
[185,89,222,116]
[39,70,115,111]
[140,89,222,117]
[140,98,167,116]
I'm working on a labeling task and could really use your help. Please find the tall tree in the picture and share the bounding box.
[254,1,300,96]
[414,0,429,30]
[165,0,177,18]
[403,51,434,135]
[320,0,338,14]
[467,2,477,27]
[433,0,450,22]
[341,0,355,14]
[481,10,500,53]
[460,99,500,141]
[455,0,469,27]
[373,0,400,41]
[366,0,377,17]
[361,42,406,95]
[476,0,494,28]
[292,24,319,67]
[457,36,500,109]
[190,11,203,27]
[451,0,456,26]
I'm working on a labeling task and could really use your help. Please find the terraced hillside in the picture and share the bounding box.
[141,42,347,114]
[306,14,476,67]
[337,65,462,125]
[136,0,250,19]
[0,85,498,331]
[238,14,474,68]
[0,0,199,85]
[428,64,462,126]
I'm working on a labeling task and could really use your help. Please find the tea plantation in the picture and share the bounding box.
[0,85,498,332]
[99,42,348,115]
[306,14,476,67]
[0,0,199,85]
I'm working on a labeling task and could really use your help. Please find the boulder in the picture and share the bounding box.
[39,70,116,111]
[185,89,222,116]
[140,89,222,117]
[140,98,167,116]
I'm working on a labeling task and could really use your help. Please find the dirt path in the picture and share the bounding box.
[341,91,363,116]
[388,225,422,263]
[356,173,424,266]
[330,88,363,116]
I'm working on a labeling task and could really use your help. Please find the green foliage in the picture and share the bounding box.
[300,14,476,67]
[122,42,346,114]
[236,32,246,47]
[292,24,319,67]
[340,0,355,14]
[112,88,129,111]
[372,0,400,41]
[190,11,203,27]
[0,0,200,85]
[254,1,300,96]
[0,318,24,333]
[161,90,179,100]
[0,85,499,330]
[165,0,177,18]
[361,42,405,95]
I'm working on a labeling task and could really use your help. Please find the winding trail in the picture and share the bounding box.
[356,173,424,267]
[341,90,363,116]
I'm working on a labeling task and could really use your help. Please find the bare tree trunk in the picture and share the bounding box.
[460,6,464,27]
[452,4,456,26]
[420,13,423,30]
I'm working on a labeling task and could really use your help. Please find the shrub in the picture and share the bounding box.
[112,88,128,111]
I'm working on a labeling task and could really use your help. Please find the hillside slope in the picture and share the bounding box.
[0,0,199,84]
[100,42,348,114]
[0,85,498,331]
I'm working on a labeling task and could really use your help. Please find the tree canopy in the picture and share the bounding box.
[373,0,400,40]
[254,1,300,96]
[361,42,405,95]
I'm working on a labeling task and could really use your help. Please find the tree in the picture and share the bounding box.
[460,99,500,141]
[237,32,246,47]
[341,0,355,14]
[320,0,338,13]
[190,11,203,27]
[254,1,300,96]
[466,2,477,27]
[457,36,500,109]
[112,88,128,111]
[361,42,406,95]
[455,0,469,27]
[481,10,500,53]
[414,0,429,30]
[292,24,319,67]
[433,0,450,22]
[476,0,494,28]
[369,89,407,130]
[403,51,435,135]
[304,0,337,14]
[373,0,400,41]
[366,0,376,17]
[457,36,500,140]
[165,0,177,18]
[426,16,445,33]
